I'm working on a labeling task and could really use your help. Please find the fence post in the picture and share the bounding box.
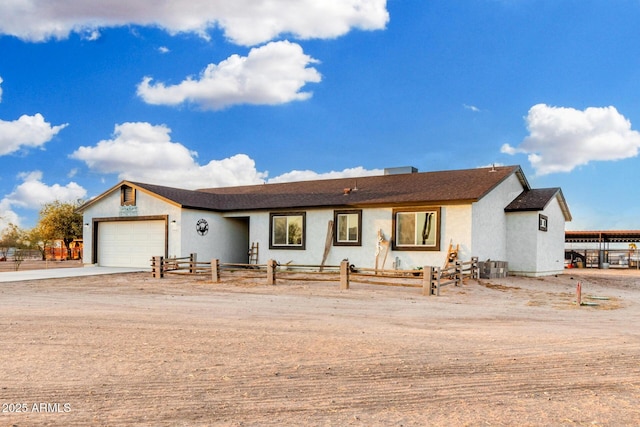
[189,253,197,274]
[211,258,220,283]
[267,259,276,285]
[340,260,350,290]
[431,267,440,296]
[455,260,462,286]
[152,256,164,278]
[471,257,479,280]
[422,266,432,296]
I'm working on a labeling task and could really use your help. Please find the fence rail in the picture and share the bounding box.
[151,255,479,296]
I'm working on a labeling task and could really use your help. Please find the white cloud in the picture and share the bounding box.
[158,46,170,54]
[463,104,480,112]
[137,41,321,110]
[0,171,87,232]
[5,171,87,209]
[0,113,68,156]
[268,166,384,183]
[71,121,383,189]
[0,199,20,231]
[70,122,268,188]
[0,0,389,45]
[502,104,640,175]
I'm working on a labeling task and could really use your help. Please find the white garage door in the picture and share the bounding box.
[98,220,165,268]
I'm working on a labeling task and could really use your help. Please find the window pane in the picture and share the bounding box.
[347,213,359,241]
[288,216,303,245]
[417,212,435,246]
[337,213,359,242]
[396,211,437,247]
[337,214,348,241]
[397,212,416,245]
[273,217,287,245]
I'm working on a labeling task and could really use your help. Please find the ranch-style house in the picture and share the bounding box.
[78,164,572,277]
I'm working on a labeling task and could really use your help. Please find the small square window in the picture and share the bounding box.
[539,214,548,232]
[334,210,362,246]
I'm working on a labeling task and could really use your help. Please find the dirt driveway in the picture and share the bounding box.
[1,269,639,426]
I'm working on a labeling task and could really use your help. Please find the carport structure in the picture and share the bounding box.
[565,230,640,268]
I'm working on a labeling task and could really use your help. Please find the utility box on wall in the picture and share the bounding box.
[478,261,508,279]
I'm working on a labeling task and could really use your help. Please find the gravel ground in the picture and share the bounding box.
[0,268,639,426]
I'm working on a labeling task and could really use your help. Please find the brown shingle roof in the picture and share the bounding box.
[504,188,561,211]
[198,165,524,210]
[129,182,223,211]
[78,165,529,213]
[504,187,572,221]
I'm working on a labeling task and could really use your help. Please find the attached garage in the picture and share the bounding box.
[95,217,167,268]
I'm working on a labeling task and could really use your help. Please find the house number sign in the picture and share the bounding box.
[196,219,209,236]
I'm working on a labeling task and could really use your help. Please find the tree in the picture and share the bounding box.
[25,226,51,261]
[0,223,22,261]
[37,200,83,260]
[0,223,27,270]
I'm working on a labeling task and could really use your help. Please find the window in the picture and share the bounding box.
[270,212,305,249]
[121,185,135,206]
[539,214,548,232]
[334,210,362,246]
[392,207,440,251]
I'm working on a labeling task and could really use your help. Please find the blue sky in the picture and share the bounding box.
[1,0,640,232]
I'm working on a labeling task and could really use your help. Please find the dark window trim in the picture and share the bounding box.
[391,207,441,251]
[539,214,548,232]
[333,209,362,246]
[269,212,306,250]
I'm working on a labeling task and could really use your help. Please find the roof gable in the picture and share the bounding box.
[505,188,572,221]
[77,180,224,213]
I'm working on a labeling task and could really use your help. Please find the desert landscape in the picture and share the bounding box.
[1,266,639,426]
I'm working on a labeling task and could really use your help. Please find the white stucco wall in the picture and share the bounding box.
[505,212,538,274]
[506,196,567,276]
[471,173,525,262]
[81,174,565,276]
[81,189,182,265]
[240,205,473,271]
[541,197,568,275]
[177,210,249,263]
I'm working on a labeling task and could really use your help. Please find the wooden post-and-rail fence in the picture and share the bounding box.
[151,255,480,296]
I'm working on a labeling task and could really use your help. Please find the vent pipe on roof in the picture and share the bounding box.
[384,166,418,175]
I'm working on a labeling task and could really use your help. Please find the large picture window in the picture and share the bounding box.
[270,212,305,249]
[393,207,441,251]
[334,210,362,246]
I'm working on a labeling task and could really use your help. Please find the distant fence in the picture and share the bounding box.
[151,254,479,296]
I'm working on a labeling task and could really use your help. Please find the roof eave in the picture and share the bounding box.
[76,180,185,214]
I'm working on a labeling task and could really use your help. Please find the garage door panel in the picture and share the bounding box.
[98,220,165,268]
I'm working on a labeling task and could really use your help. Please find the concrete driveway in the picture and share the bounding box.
[0,266,146,283]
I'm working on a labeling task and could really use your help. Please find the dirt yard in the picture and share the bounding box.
[1,268,639,426]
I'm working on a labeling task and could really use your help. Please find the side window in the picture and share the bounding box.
[393,207,441,251]
[121,185,135,206]
[270,212,305,249]
[539,214,548,232]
